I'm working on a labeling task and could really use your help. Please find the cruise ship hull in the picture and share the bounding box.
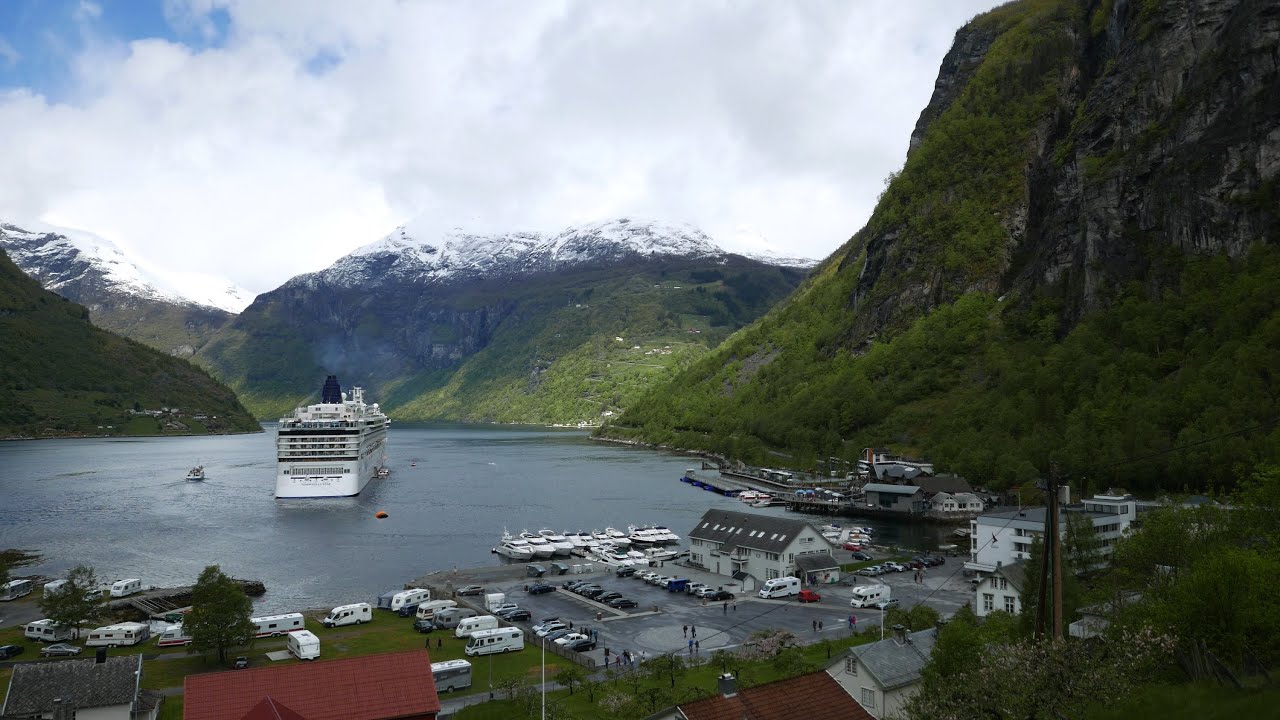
[275,453,383,498]
[275,377,390,499]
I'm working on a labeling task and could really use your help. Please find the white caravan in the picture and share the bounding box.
[415,600,458,621]
[1,579,33,601]
[322,603,372,627]
[432,659,473,693]
[85,622,150,647]
[454,614,500,638]
[156,624,193,647]
[850,584,892,608]
[42,580,68,597]
[757,576,801,599]
[464,627,524,656]
[288,629,320,660]
[382,588,431,613]
[110,579,142,597]
[24,619,73,643]
[251,612,306,638]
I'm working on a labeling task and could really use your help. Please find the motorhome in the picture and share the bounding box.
[379,588,431,613]
[156,624,193,647]
[42,579,68,597]
[454,614,500,638]
[322,603,372,627]
[850,584,892,608]
[24,619,73,643]
[0,579,33,601]
[757,576,801,599]
[415,599,458,621]
[433,608,478,629]
[110,579,142,598]
[85,622,150,647]
[251,612,306,638]
[287,630,320,660]
[464,627,524,656]
[431,659,473,693]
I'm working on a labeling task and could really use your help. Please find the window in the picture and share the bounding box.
[983,593,994,613]
[998,578,1008,590]
[766,568,780,580]
[845,658,857,675]
[766,552,779,561]
[1004,596,1016,613]
[861,688,876,708]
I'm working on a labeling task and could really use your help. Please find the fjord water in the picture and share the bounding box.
[0,424,946,613]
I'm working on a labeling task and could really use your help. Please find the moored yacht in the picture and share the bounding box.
[496,531,537,560]
[604,527,632,547]
[519,531,556,559]
[652,525,681,543]
[644,546,680,562]
[565,531,590,550]
[538,529,574,556]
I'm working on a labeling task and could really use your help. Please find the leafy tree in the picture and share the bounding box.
[885,603,941,632]
[186,565,255,663]
[38,565,108,638]
[644,652,688,689]
[1063,511,1104,572]
[556,663,586,695]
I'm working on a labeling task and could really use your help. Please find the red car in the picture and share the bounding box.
[842,542,863,551]
[797,589,822,603]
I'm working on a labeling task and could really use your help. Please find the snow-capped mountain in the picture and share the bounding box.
[298,217,770,289]
[0,220,251,313]
[740,250,821,269]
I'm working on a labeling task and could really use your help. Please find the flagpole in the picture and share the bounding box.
[541,637,546,720]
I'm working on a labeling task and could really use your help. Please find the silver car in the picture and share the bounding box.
[40,643,82,657]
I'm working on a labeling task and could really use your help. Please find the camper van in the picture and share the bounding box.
[433,607,478,629]
[464,627,524,656]
[379,588,431,613]
[322,603,372,628]
[85,622,150,647]
[454,614,500,638]
[110,579,142,598]
[415,600,458,621]
[432,659,473,693]
[757,576,801,599]
[0,579,33,601]
[156,624,193,647]
[24,619,73,643]
[287,630,320,660]
[251,612,306,638]
[42,580,68,597]
[850,584,892,609]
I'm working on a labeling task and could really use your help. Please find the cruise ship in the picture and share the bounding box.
[275,375,390,498]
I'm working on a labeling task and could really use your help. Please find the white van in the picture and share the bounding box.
[110,579,142,598]
[465,627,524,656]
[850,584,891,608]
[24,619,73,643]
[385,588,431,613]
[454,614,500,638]
[42,579,68,597]
[757,576,801,599]
[288,629,320,660]
[322,603,372,627]
[85,622,150,647]
[415,599,458,621]
[1,579,33,601]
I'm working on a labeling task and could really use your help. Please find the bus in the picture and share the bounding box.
[1,579,33,601]
[251,612,306,638]
[431,659,473,693]
[464,627,524,656]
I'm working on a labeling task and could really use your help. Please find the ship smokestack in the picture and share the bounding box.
[321,375,342,404]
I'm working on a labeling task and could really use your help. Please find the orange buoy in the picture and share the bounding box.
[375,510,389,519]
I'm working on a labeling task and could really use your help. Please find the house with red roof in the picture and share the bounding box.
[182,650,440,720]
[654,670,875,720]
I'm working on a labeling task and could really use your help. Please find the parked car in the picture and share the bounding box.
[413,618,436,633]
[708,590,735,601]
[396,603,422,617]
[40,643,82,657]
[563,580,589,590]
[685,582,708,596]
[856,566,881,577]
[532,618,561,633]
[580,587,608,599]
[842,541,863,551]
[233,656,250,669]
[535,622,569,637]
[924,556,946,567]
[883,561,908,573]
[694,587,719,599]
[527,583,555,595]
[455,585,485,596]
[797,589,822,603]
[0,645,24,660]
[649,575,672,586]
[606,597,638,609]
[543,628,574,642]
[638,572,659,583]
[490,602,520,615]
[615,567,638,577]
[595,592,624,604]
[574,584,602,595]
[499,609,532,622]
[554,632,590,646]
[875,598,900,611]
[564,637,596,652]
[851,551,873,561]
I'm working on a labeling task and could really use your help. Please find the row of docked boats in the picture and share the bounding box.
[493,526,681,562]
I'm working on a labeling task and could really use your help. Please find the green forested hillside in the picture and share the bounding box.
[0,249,260,438]
[598,0,1280,494]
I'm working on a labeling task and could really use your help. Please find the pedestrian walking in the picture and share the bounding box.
[691,625,696,639]
[812,619,817,632]
[723,601,728,614]
[604,647,611,662]
[688,638,694,655]
[733,600,737,611]
[695,640,700,654]
[819,620,824,631]
[848,613,856,630]
[615,655,621,668]
[682,624,688,638]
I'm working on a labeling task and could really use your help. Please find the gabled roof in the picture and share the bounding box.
[992,560,1028,593]
[676,670,873,720]
[241,696,311,720]
[794,553,839,572]
[1,655,141,716]
[863,483,921,495]
[848,628,937,691]
[183,650,440,720]
[688,509,817,554]
[915,474,972,495]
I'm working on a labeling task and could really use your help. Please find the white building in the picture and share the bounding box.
[1,653,161,719]
[964,495,1137,573]
[974,560,1027,617]
[830,625,937,719]
[930,492,984,513]
[687,509,835,590]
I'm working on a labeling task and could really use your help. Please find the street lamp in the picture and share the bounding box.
[541,637,546,720]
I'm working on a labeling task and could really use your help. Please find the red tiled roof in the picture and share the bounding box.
[678,671,873,720]
[183,650,440,720]
[240,697,310,720]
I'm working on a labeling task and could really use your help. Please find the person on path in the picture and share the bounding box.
[688,638,694,655]
[691,625,696,639]
[812,619,817,632]
[695,640,700,654]
[683,624,688,638]
[849,613,857,631]
[723,602,728,615]
[819,620,824,631]
[733,600,737,611]
[615,655,621,668]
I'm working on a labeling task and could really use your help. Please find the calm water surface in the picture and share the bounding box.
[0,424,946,612]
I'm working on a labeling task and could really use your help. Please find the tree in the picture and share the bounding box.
[185,565,255,664]
[38,565,108,638]
[885,603,941,632]
[556,663,586,695]
[645,652,688,689]
[1063,511,1104,573]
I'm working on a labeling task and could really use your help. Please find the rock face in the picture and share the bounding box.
[848,0,1279,341]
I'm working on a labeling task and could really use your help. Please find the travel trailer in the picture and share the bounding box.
[85,622,150,647]
[0,579,33,601]
[251,612,306,638]
[24,619,73,643]
[322,603,372,627]
[415,600,458,621]
[110,579,142,597]
[757,576,801,599]
[288,630,320,660]
[156,624,193,647]
[454,615,500,638]
[850,584,892,608]
[433,608,478,629]
[378,588,431,613]
[431,659,473,693]
[464,627,524,656]
[42,580,68,597]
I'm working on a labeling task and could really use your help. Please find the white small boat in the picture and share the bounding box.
[538,529,575,556]
[645,547,679,562]
[604,527,632,547]
[496,531,537,560]
[652,525,680,543]
[519,531,557,559]
[565,531,590,550]
[185,465,205,482]
[375,467,391,479]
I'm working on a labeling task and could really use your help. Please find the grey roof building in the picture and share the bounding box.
[863,483,926,513]
[1,654,161,719]
[832,626,938,718]
[687,509,835,589]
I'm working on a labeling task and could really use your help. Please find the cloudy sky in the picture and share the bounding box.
[0,0,1002,300]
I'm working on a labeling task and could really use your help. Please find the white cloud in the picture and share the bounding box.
[73,1,103,23]
[0,0,1003,298]
[0,36,18,66]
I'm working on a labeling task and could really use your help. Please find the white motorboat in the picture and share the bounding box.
[626,525,658,545]
[645,547,679,562]
[496,532,537,560]
[625,549,647,561]
[519,531,557,559]
[592,546,634,566]
[652,525,680,543]
[604,527,632,547]
[537,529,575,556]
[565,531,590,550]
[591,529,613,545]
[185,465,205,482]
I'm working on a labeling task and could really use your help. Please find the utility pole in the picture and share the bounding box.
[1050,464,1065,640]
[1034,478,1051,641]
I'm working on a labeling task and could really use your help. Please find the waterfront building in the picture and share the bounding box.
[862,483,926,513]
[930,491,984,513]
[1,654,161,719]
[964,495,1138,574]
[686,509,835,590]
[833,625,937,718]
